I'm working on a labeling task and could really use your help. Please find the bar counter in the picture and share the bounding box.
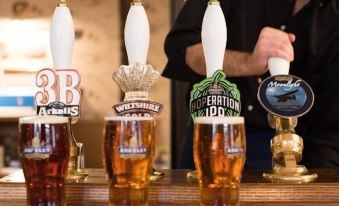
[0,169,338,205]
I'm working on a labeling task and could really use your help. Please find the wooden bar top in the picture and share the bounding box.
[0,169,338,205]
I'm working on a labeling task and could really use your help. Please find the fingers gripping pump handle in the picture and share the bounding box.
[202,0,227,78]
[50,1,75,69]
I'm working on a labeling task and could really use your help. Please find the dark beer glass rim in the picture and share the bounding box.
[19,115,69,124]
[194,116,244,124]
[104,116,154,122]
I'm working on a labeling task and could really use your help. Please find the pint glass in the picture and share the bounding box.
[103,116,155,206]
[194,117,246,206]
[18,115,70,206]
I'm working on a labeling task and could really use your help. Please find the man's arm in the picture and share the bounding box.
[186,27,296,77]
[163,0,238,82]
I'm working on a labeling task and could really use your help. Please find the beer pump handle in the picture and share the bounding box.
[268,57,290,76]
[202,0,227,78]
[51,2,79,124]
[50,1,74,69]
[125,0,150,65]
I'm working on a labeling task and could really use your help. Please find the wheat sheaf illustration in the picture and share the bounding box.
[113,63,160,92]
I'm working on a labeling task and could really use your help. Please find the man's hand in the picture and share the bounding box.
[246,27,296,75]
[185,27,295,77]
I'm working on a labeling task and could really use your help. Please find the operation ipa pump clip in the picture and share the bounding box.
[190,70,241,119]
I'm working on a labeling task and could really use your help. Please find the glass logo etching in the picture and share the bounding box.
[112,121,149,159]
[217,123,245,156]
[24,140,52,160]
[22,127,52,160]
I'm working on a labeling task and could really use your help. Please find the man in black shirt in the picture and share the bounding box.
[163,0,339,169]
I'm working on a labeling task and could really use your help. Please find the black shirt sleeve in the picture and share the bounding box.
[162,0,237,83]
[162,0,206,83]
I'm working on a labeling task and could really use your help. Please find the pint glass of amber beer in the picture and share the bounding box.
[18,115,70,206]
[194,116,246,206]
[103,116,155,206]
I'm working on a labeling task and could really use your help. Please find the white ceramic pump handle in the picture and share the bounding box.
[268,57,290,76]
[124,2,150,65]
[50,4,74,69]
[201,1,227,78]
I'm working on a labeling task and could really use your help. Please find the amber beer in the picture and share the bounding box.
[193,116,246,206]
[18,116,70,206]
[103,116,155,206]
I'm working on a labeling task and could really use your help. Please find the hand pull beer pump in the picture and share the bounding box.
[51,0,73,69]
[258,57,318,183]
[112,0,161,106]
[188,0,241,180]
[125,0,149,66]
[189,0,241,120]
[201,0,227,78]
[112,0,164,178]
[50,0,87,179]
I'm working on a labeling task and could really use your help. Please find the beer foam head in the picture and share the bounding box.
[104,116,154,122]
[19,115,69,124]
[194,116,244,125]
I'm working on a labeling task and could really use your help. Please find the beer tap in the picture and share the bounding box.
[125,0,150,65]
[201,0,227,78]
[51,0,74,70]
[189,0,240,119]
[112,0,163,178]
[258,57,317,183]
[50,0,87,179]
[188,0,242,180]
[57,0,68,7]
[113,0,160,103]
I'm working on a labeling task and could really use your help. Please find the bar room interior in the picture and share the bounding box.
[0,0,338,205]
[0,0,192,174]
